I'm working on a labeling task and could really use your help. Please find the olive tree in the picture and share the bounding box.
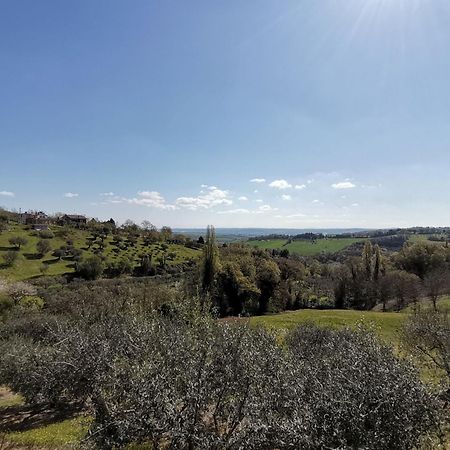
[36,239,51,256]
[0,305,441,450]
[402,308,450,397]
[9,236,27,249]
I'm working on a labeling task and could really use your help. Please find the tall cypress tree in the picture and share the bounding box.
[373,244,382,282]
[202,225,219,293]
[362,241,373,280]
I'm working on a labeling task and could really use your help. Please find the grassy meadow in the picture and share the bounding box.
[248,237,363,256]
[251,308,405,342]
[0,224,201,281]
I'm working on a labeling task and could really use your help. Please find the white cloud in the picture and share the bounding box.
[127,191,175,210]
[176,187,232,211]
[250,178,266,183]
[259,204,278,212]
[200,184,208,188]
[255,199,263,203]
[64,192,79,198]
[238,196,248,201]
[312,199,320,204]
[331,181,356,190]
[307,179,314,184]
[281,194,292,201]
[253,189,259,194]
[100,192,115,197]
[351,203,359,207]
[294,184,306,190]
[269,179,292,189]
[287,213,306,218]
[217,208,250,215]
[0,191,15,197]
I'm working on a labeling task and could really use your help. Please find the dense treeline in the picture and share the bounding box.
[202,231,450,316]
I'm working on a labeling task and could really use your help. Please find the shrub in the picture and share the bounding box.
[18,295,44,311]
[36,239,52,256]
[9,236,27,249]
[2,250,18,267]
[402,308,450,396]
[38,230,54,239]
[75,256,104,280]
[286,324,440,449]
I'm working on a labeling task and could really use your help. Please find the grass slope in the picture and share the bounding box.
[251,309,404,342]
[0,225,201,281]
[7,417,89,448]
[248,237,363,256]
[251,296,450,344]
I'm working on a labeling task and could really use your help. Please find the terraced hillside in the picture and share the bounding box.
[0,224,201,281]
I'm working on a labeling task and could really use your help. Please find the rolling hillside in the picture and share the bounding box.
[0,224,201,281]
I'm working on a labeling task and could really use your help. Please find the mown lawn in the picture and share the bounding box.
[0,224,201,281]
[248,237,363,256]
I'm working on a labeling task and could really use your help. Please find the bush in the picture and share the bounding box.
[18,295,44,311]
[402,308,450,396]
[36,239,52,256]
[9,236,27,249]
[75,256,104,280]
[39,230,54,239]
[286,324,440,449]
[2,250,18,267]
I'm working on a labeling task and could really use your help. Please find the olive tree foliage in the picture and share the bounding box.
[1,251,18,267]
[75,255,104,280]
[8,236,27,249]
[36,239,52,256]
[402,308,450,397]
[0,295,441,450]
[286,324,441,449]
[423,268,450,311]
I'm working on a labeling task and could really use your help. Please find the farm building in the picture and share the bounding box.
[59,214,87,227]
[19,211,50,228]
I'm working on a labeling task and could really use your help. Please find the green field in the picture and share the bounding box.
[250,308,405,343]
[0,224,201,281]
[248,237,363,256]
[251,296,450,345]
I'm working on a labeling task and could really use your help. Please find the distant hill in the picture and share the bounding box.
[174,227,372,243]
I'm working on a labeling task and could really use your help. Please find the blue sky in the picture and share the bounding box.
[1,0,450,228]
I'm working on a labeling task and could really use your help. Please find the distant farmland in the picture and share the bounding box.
[248,237,364,256]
